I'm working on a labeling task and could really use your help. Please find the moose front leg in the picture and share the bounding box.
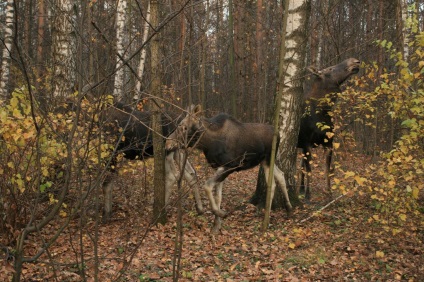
[296,148,307,195]
[164,152,179,206]
[174,150,204,214]
[324,147,333,198]
[204,167,228,218]
[303,148,312,201]
[102,176,114,223]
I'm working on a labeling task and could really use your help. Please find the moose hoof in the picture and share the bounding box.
[212,217,222,234]
[196,206,205,215]
[305,193,311,203]
[286,205,293,215]
[211,225,221,234]
[102,214,111,224]
[213,209,227,218]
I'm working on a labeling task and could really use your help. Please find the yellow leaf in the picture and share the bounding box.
[376,251,384,258]
[42,167,49,177]
[325,132,334,139]
[60,210,67,217]
[392,228,401,235]
[333,142,340,149]
[399,214,406,221]
[13,108,22,118]
[16,178,24,193]
[354,175,366,186]
[293,228,302,234]
[288,243,296,249]
[412,188,419,199]
[344,171,355,178]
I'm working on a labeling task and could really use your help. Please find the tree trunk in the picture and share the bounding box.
[134,1,151,98]
[228,0,237,117]
[400,0,411,61]
[51,0,76,99]
[150,0,167,225]
[252,0,309,211]
[113,0,128,101]
[0,0,14,100]
[36,0,46,93]
[253,0,264,121]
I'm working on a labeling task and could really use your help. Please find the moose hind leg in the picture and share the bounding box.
[273,165,292,212]
[212,181,224,234]
[261,163,277,215]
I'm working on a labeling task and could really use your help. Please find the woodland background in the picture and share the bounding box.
[0,0,423,281]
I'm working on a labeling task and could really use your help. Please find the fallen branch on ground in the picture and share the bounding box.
[299,193,346,223]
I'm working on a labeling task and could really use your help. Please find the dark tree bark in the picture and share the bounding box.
[150,0,167,225]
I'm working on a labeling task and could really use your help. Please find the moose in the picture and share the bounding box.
[297,58,361,200]
[165,105,292,233]
[101,103,204,221]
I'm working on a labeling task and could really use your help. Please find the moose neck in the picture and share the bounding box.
[307,81,341,112]
[186,118,207,149]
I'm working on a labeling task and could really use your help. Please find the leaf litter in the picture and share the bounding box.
[5,152,423,281]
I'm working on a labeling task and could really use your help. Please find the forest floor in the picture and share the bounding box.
[5,150,424,281]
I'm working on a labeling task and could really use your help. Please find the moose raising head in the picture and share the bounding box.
[297,58,361,200]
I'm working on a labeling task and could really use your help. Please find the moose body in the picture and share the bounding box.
[101,103,203,221]
[298,58,361,200]
[166,105,292,233]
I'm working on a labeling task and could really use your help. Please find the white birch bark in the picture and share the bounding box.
[113,0,128,101]
[401,0,410,60]
[134,1,151,99]
[0,0,14,99]
[276,0,308,200]
[278,0,306,147]
[262,0,307,229]
[52,0,76,98]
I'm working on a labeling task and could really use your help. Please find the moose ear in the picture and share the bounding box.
[193,104,202,115]
[307,66,323,78]
[187,104,202,115]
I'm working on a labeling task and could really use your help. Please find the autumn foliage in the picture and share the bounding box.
[331,31,424,234]
[1,34,423,282]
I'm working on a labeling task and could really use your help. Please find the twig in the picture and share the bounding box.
[299,193,346,223]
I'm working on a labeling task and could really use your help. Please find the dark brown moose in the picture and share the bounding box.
[297,58,361,200]
[101,103,204,221]
[165,105,292,233]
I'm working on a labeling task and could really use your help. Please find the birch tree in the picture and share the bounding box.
[277,0,309,194]
[399,0,417,61]
[253,0,309,211]
[52,0,76,99]
[113,0,128,101]
[134,1,151,98]
[0,0,14,100]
